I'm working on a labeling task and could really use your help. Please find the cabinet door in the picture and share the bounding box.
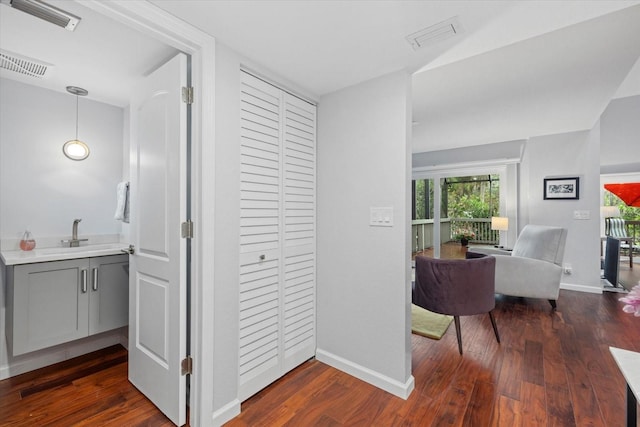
[12,259,90,356]
[89,255,129,335]
[282,93,316,372]
[238,72,317,401]
[239,72,283,400]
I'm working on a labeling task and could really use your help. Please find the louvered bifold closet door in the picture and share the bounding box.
[282,94,316,373]
[238,71,317,401]
[239,73,283,400]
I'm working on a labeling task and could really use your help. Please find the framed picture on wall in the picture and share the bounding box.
[544,177,580,200]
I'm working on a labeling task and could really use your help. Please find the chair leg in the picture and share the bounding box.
[489,310,500,343]
[549,299,557,310]
[454,316,463,355]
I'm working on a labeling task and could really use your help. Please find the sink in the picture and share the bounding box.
[35,243,125,255]
[1,243,130,266]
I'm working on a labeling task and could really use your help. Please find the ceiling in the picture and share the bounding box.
[0,0,177,107]
[1,0,639,154]
[412,3,640,152]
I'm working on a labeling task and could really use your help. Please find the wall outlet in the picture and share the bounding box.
[563,264,572,274]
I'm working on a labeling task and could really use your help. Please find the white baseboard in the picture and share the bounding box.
[211,398,241,427]
[560,282,603,294]
[0,330,125,380]
[315,348,415,399]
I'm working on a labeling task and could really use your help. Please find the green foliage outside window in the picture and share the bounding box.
[414,179,433,220]
[412,175,500,220]
[444,175,500,219]
[604,191,640,221]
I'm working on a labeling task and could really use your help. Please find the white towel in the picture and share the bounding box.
[114,182,130,223]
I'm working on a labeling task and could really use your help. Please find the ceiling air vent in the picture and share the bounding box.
[6,0,81,31]
[406,16,464,51]
[0,50,53,79]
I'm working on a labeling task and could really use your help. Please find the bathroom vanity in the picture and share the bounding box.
[1,244,129,356]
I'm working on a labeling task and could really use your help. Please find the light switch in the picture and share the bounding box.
[573,210,590,220]
[370,207,393,227]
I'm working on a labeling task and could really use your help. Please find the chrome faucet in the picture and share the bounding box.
[72,218,81,241]
[61,218,88,247]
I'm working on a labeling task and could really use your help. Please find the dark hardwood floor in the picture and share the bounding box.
[227,290,640,426]
[0,345,174,426]
[2,279,639,425]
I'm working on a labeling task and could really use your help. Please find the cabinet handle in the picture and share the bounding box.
[92,267,99,291]
[81,269,88,293]
[259,254,266,261]
[121,244,135,255]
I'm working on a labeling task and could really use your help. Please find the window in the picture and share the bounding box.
[443,175,500,219]
[412,179,433,220]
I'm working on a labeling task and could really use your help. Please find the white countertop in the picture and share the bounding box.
[610,346,640,401]
[1,243,130,266]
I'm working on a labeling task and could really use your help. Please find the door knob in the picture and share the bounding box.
[121,244,135,255]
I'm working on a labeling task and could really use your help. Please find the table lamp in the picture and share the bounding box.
[600,206,620,218]
[491,216,509,248]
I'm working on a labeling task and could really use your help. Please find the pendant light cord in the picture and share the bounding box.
[75,95,79,140]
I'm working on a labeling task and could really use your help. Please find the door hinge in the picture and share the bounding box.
[182,86,194,104]
[181,355,193,376]
[181,220,194,239]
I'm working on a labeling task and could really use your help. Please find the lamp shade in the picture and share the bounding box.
[600,206,621,218]
[63,139,89,160]
[491,216,509,231]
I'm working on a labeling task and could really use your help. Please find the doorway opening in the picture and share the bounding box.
[600,173,640,290]
[412,173,503,261]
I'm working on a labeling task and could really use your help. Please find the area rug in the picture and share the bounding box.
[411,304,453,340]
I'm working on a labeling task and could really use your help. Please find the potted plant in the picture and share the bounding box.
[454,228,476,246]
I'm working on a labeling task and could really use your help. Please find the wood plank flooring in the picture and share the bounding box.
[228,290,640,426]
[2,285,639,425]
[0,345,174,426]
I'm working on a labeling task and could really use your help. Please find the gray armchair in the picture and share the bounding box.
[413,255,499,355]
[468,224,568,309]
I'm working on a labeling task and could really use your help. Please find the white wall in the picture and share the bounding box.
[600,95,640,173]
[211,42,241,420]
[0,79,125,246]
[505,163,519,248]
[121,106,131,242]
[316,71,414,398]
[520,126,602,292]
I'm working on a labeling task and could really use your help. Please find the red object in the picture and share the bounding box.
[604,183,640,207]
[19,239,36,251]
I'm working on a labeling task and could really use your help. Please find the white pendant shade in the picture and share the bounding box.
[63,139,90,160]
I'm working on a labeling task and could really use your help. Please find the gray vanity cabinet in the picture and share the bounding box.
[6,254,128,356]
[88,255,129,335]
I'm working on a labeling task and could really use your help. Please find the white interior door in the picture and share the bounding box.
[129,52,188,426]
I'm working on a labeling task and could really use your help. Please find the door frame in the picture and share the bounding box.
[81,1,216,425]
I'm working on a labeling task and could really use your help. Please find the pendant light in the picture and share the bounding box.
[63,86,90,161]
